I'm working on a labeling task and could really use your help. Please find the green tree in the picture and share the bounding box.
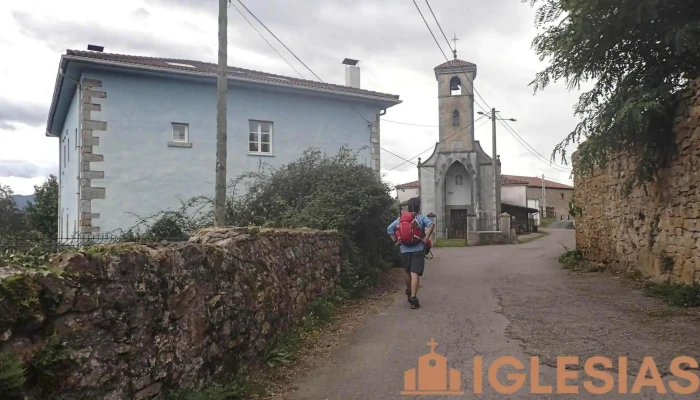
[524,0,700,188]
[0,185,26,236]
[226,147,400,296]
[26,175,59,239]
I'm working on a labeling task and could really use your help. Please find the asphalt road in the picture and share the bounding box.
[547,220,575,229]
[288,229,700,400]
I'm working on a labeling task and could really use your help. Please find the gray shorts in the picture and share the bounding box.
[401,251,426,276]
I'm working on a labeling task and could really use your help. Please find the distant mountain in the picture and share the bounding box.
[12,194,35,209]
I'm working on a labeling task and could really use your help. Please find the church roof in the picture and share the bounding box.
[434,59,476,70]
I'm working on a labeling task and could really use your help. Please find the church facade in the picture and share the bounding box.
[417,58,501,238]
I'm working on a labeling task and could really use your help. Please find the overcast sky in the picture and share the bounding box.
[0,0,582,195]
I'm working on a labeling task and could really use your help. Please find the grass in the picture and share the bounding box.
[517,231,549,244]
[539,218,556,227]
[642,282,700,307]
[435,238,468,247]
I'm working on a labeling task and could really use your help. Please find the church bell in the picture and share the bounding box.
[449,77,461,91]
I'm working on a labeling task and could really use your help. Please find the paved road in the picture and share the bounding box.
[547,220,575,229]
[288,229,700,399]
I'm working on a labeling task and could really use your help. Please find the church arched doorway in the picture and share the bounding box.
[445,161,472,238]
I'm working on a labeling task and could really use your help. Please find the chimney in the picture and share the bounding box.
[87,44,104,52]
[342,58,360,89]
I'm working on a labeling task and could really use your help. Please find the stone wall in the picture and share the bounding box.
[0,227,342,399]
[574,79,700,283]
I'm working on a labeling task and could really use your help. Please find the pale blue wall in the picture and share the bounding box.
[82,70,380,233]
[58,88,80,237]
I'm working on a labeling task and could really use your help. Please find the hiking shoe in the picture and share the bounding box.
[409,296,420,309]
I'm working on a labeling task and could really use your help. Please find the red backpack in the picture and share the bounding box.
[395,212,424,245]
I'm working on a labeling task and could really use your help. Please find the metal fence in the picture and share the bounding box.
[0,234,189,256]
[429,216,500,240]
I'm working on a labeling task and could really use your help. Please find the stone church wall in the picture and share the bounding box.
[0,227,342,399]
[574,79,700,283]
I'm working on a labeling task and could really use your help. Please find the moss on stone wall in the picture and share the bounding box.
[574,79,700,283]
[0,227,342,399]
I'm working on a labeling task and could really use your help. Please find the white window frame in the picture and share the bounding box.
[171,123,189,143]
[248,120,273,155]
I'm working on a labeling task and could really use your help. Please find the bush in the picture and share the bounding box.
[226,147,400,297]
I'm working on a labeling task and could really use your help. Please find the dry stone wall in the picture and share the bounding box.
[574,79,700,283]
[0,227,342,399]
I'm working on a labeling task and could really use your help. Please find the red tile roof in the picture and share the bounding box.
[501,176,530,185]
[396,181,419,189]
[501,174,573,189]
[64,50,401,101]
[434,59,476,70]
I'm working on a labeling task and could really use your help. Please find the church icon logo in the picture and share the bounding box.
[401,338,464,396]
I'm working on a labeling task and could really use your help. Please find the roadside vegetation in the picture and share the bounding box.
[0,146,401,399]
[558,248,700,308]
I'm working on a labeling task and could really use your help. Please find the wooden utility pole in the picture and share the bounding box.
[491,108,498,230]
[214,0,228,226]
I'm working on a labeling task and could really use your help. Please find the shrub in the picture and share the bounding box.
[226,147,400,296]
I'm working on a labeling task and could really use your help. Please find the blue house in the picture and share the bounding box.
[46,48,401,236]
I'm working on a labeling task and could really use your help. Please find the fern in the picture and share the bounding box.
[0,353,26,399]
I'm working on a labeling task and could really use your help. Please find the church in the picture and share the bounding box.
[415,54,501,238]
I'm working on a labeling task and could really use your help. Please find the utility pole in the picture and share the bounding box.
[541,174,546,219]
[214,0,228,226]
[491,107,498,231]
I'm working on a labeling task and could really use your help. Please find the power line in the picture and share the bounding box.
[237,0,373,124]
[424,0,453,54]
[386,115,489,172]
[418,0,571,173]
[382,119,438,127]
[411,0,489,115]
[497,119,572,172]
[230,2,305,79]
[236,0,323,82]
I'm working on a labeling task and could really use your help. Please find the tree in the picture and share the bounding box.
[226,146,400,296]
[524,0,700,188]
[0,185,25,236]
[25,175,58,239]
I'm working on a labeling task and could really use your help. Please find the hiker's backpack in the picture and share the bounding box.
[395,212,424,245]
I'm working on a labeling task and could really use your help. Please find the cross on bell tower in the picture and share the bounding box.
[451,33,458,59]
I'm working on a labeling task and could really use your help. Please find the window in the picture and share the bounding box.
[249,121,273,154]
[63,143,66,168]
[456,175,463,185]
[450,76,461,96]
[67,138,70,162]
[75,128,78,148]
[452,110,460,126]
[561,193,564,200]
[172,123,189,142]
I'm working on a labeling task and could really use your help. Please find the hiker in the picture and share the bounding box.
[387,197,434,309]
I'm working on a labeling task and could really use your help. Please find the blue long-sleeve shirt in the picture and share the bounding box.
[387,214,434,254]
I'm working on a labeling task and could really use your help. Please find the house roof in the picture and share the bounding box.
[501,176,530,186]
[501,174,574,190]
[46,49,402,136]
[396,181,419,189]
[65,50,401,101]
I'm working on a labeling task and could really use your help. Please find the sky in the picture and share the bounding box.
[0,0,584,195]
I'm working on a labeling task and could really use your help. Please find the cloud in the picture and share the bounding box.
[0,160,57,179]
[1,0,583,197]
[12,10,213,62]
[0,97,47,129]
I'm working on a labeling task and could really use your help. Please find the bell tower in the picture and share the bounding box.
[434,52,477,153]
